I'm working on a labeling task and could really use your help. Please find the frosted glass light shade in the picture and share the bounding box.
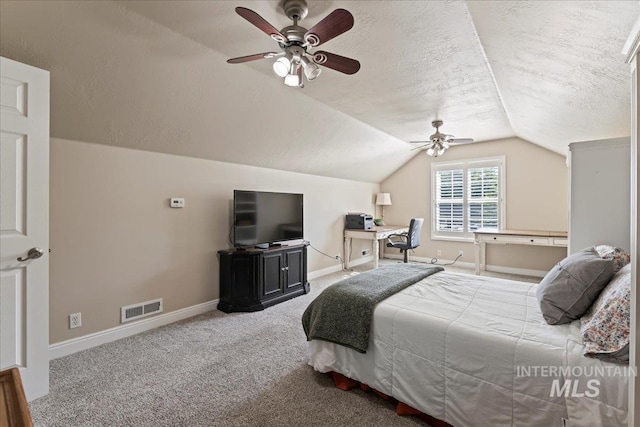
[300,57,321,80]
[284,73,300,87]
[273,57,290,77]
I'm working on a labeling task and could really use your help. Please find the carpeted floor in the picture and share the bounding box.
[29,260,538,426]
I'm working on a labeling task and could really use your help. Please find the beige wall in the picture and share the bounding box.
[381,137,568,272]
[50,138,378,344]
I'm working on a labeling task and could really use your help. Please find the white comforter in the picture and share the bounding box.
[308,271,628,427]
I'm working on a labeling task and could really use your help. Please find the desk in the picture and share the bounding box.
[473,229,568,274]
[344,225,409,269]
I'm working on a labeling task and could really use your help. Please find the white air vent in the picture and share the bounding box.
[121,298,163,323]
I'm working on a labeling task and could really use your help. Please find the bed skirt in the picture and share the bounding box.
[327,371,453,427]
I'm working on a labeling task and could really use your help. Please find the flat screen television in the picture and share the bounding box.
[233,190,303,248]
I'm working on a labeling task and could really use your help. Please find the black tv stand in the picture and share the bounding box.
[217,243,310,313]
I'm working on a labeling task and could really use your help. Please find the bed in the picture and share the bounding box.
[304,266,629,427]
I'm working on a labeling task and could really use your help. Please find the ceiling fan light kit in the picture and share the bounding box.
[228,0,360,88]
[410,120,475,157]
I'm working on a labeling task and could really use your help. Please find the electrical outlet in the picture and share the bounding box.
[69,312,82,329]
[458,250,464,257]
[335,254,341,260]
[362,249,371,256]
[437,249,442,256]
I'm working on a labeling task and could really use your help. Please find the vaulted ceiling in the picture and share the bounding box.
[0,1,637,182]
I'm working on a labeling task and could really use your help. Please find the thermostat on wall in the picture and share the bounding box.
[170,198,185,208]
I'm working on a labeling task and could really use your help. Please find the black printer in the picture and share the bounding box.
[345,213,374,230]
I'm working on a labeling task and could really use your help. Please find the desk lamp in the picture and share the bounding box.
[375,193,392,225]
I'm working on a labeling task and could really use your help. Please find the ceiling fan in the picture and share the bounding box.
[410,120,475,157]
[227,0,360,88]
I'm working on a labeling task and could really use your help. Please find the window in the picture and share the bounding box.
[432,156,505,241]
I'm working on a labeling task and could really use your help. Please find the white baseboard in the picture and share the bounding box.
[49,299,218,360]
[308,256,374,280]
[308,264,341,280]
[384,254,546,278]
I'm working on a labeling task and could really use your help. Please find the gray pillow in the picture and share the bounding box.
[536,247,615,325]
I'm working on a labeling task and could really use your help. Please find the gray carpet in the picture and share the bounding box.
[29,260,538,426]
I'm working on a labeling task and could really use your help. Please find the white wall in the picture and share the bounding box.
[50,138,378,344]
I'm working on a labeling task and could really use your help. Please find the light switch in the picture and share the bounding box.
[170,198,185,208]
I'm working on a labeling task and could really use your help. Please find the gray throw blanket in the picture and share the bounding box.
[302,263,443,353]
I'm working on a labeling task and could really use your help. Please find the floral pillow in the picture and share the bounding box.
[595,245,630,273]
[580,264,631,363]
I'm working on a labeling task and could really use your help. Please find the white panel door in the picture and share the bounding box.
[0,56,50,401]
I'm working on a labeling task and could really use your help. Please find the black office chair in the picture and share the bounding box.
[386,218,424,263]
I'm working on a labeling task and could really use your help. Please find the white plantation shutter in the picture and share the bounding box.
[432,157,504,240]
[468,166,499,231]
[435,169,464,232]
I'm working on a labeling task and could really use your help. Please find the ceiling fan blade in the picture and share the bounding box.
[235,7,288,43]
[304,9,354,47]
[410,144,430,151]
[312,51,360,75]
[227,52,282,64]
[449,138,475,145]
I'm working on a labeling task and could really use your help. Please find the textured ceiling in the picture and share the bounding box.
[122,0,515,145]
[467,1,635,151]
[0,1,638,183]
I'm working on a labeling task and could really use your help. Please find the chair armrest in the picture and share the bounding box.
[387,232,408,240]
[386,233,408,247]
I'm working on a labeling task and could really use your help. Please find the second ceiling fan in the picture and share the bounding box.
[227,0,360,88]
[410,120,475,157]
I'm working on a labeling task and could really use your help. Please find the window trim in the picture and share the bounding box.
[431,155,506,242]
